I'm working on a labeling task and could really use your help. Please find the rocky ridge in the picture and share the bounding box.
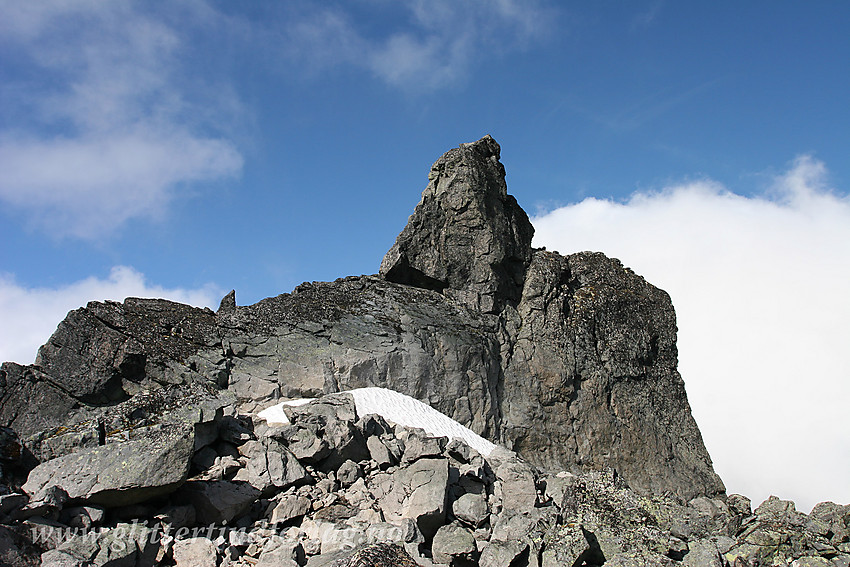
[0,135,845,566]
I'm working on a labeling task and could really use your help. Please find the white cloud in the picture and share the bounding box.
[0,0,242,238]
[0,266,223,366]
[532,156,850,512]
[279,0,555,91]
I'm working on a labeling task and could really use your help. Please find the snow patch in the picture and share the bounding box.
[256,387,497,457]
[256,398,306,424]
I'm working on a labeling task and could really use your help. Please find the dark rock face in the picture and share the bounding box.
[380,135,534,314]
[0,135,723,506]
[501,249,721,499]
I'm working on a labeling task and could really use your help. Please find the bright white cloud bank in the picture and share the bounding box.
[0,1,242,238]
[0,267,222,366]
[532,156,850,512]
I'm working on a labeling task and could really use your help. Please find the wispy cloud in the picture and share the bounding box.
[631,0,665,30]
[277,0,556,91]
[0,266,223,365]
[532,156,850,511]
[0,0,243,239]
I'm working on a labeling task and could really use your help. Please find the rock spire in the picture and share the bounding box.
[380,135,534,313]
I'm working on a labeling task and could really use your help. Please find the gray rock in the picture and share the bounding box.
[755,495,803,524]
[35,298,219,406]
[356,414,391,438]
[337,460,362,488]
[445,438,472,464]
[541,523,600,567]
[288,394,358,424]
[401,432,445,463]
[500,249,725,501]
[192,445,218,471]
[495,459,538,514]
[44,522,159,567]
[541,472,575,508]
[487,508,559,566]
[366,437,395,470]
[683,538,723,567]
[22,425,192,507]
[0,493,28,518]
[809,501,849,544]
[172,537,218,567]
[380,135,534,314]
[364,522,413,545]
[0,524,41,567]
[269,495,311,524]
[274,424,331,463]
[374,458,449,539]
[452,492,488,528]
[181,480,260,525]
[319,420,370,472]
[479,539,529,567]
[431,522,476,564]
[61,505,105,528]
[793,558,832,567]
[154,504,196,530]
[0,426,22,472]
[727,493,752,516]
[235,438,309,493]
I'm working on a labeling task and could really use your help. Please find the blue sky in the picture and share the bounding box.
[1,2,849,511]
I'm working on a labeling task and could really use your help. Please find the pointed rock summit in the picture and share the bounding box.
[380,135,534,313]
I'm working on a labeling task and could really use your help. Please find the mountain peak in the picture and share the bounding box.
[380,136,534,313]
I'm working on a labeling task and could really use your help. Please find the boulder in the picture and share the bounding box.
[366,437,395,469]
[269,494,312,524]
[401,431,446,463]
[479,539,530,567]
[495,459,538,514]
[374,458,449,539]
[274,424,331,463]
[234,438,309,493]
[682,538,724,567]
[540,524,601,567]
[172,537,218,567]
[452,491,489,528]
[22,425,193,507]
[180,480,261,525]
[431,522,476,564]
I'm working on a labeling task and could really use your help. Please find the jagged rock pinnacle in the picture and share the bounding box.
[380,135,534,313]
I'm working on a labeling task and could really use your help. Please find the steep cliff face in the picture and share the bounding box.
[0,135,723,501]
[501,250,720,497]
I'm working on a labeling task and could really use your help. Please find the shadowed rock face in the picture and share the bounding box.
[0,135,724,502]
[380,135,534,314]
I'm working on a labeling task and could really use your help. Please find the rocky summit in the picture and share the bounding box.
[0,136,847,567]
